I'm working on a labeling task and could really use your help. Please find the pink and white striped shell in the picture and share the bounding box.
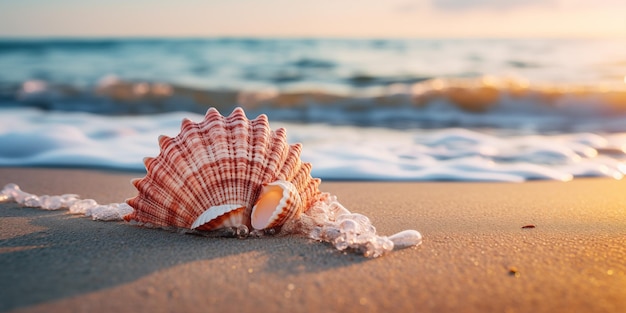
[124,107,323,233]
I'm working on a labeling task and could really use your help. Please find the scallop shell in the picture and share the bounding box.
[124,107,323,233]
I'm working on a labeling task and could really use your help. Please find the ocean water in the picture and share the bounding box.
[1,38,625,182]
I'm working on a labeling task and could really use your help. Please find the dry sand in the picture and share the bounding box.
[1,167,625,313]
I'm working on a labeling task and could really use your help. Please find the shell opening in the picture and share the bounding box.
[251,185,285,230]
[251,180,303,231]
[191,204,245,229]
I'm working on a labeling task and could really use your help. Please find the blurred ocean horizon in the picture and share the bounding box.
[1,37,625,181]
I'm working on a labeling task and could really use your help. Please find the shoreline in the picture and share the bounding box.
[1,167,625,313]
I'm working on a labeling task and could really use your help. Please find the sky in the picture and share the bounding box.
[0,0,624,38]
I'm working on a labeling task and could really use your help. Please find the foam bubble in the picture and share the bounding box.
[292,194,423,258]
[1,183,130,221]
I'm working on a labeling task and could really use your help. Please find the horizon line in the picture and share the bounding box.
[0,34,624,40]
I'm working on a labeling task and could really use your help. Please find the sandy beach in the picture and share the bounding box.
[1,167,625,313]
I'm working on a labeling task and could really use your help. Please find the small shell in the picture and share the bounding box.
[251,180,302,230]
[125,107,323,232]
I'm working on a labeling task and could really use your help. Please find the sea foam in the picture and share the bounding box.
[1,108,624,182]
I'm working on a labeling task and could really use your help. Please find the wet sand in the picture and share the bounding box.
[1,167,625,313]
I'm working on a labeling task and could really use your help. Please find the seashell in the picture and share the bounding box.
[124,107,323,233]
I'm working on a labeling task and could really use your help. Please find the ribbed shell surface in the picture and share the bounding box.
[125,107,322,231]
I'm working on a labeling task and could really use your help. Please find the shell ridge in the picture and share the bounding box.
[133,148,201,226]
[262,128,289,184]
[205,110,230,212]
[140,157,203,226]
[277,143,303,181]
[129,176,194,227]
[222,110,239,215]
[301,178,322,212]
[162,134,208,213]
[292,162,312,193]
[224,110,239,217]
[179,123,221,212]
[175,126,206,207]
[286,161,319,213]
[243,113,259,211]
[227,109,251,214]
[246,114,271,211]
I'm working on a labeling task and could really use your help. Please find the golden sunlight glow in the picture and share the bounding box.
[0,0,624,38]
